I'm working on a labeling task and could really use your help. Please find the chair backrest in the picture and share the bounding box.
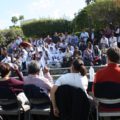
[24,85,50,107]
[55,85,90,120]
[93,82,120,119]
[94,82,120,99]
[0,86,18,109]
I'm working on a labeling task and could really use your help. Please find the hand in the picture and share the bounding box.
[43,66,49,73]
[13,64,19,70]
[11,64,19,71]
[53,107,59,117]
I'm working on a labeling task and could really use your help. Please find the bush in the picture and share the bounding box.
[0,27,24,45]
[75,31,81,37]
[21,19,72,37]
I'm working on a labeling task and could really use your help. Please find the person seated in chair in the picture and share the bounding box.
[0,63,24,94]
[93,47,120,98]
[50,58,88,117]
[24,60,53,94]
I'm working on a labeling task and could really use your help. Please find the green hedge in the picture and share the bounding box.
[21,19,72,37]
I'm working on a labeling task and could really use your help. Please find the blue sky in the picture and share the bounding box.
[0,0,86,29]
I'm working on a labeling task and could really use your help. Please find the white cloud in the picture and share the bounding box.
[32,0,51,8]
[26,0,86,20]
[52,9,61,19]
[28,0,53,13]
[11,12,21,18]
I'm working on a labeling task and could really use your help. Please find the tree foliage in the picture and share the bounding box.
[11,16,18,25]
[0,31,6,44]
[11,15,24,26]
[74,0,120,31]
[0,27,24,45]
[19,15,24,21]
[85,0,96,5]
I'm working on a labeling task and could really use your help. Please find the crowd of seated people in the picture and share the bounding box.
[0,24,120,119]
[0,25,120,70]
[0,47,120,120]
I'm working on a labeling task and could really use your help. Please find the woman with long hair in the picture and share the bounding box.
[50,58,88,117]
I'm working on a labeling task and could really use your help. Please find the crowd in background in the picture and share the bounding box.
[0,24,120,70]
[0,24,120,120]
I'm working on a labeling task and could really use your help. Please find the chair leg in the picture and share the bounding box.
[24,110,30,120]
[18,112,21,120]
[0,116,3,120]
[101,117,104,120]
[96,107,99,120]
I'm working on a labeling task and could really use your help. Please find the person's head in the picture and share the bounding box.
[71,59,87,76]
[111,32,114,37]
[2,47,8,56]
[87,42,92,49]
[94,45,99,50]
[102,34,106,38]
[54,32,58,36]
[50,47,53,51]
[107,47,120,64]
[0,63,11,78]
[74,46,79,51]
[28,60,40,75]
[66,47,70,52]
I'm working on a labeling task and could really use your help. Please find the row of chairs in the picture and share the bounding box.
[0,85,93,120]
[0,85,50,120]
[0,83,120,120]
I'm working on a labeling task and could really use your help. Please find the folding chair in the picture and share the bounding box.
[94,82,120,120]
[52,85,90,120]
[96,98,120,120]
[0,86,23,120]
[24,84,50,120]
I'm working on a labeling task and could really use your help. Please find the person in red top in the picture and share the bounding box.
[93,47,120,97]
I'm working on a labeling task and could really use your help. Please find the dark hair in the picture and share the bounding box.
[28,60,40,74]
[72,59,87,76]
[0,63,11,78]
[107,47,120,63]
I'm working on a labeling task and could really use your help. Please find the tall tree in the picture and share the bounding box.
[19,15,24,21]
[86,0,96,5]
[75,0,120,30]
[11,16,18,25]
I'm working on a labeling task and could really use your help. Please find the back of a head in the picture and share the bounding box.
[107,47,120,63]
[0,63,11,78]
[28,60,40,75]
[72,59,87,76]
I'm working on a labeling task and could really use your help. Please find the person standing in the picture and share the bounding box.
[80,30,89,44]
[109,33,117,48]
[99,34,109,49]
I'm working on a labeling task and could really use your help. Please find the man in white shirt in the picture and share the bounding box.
[20,48,28,70]
[109,33,117,48]
[80,30,89,44]
[1,56,11,63]
[100,35,109,49]
[15,36,23,46]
